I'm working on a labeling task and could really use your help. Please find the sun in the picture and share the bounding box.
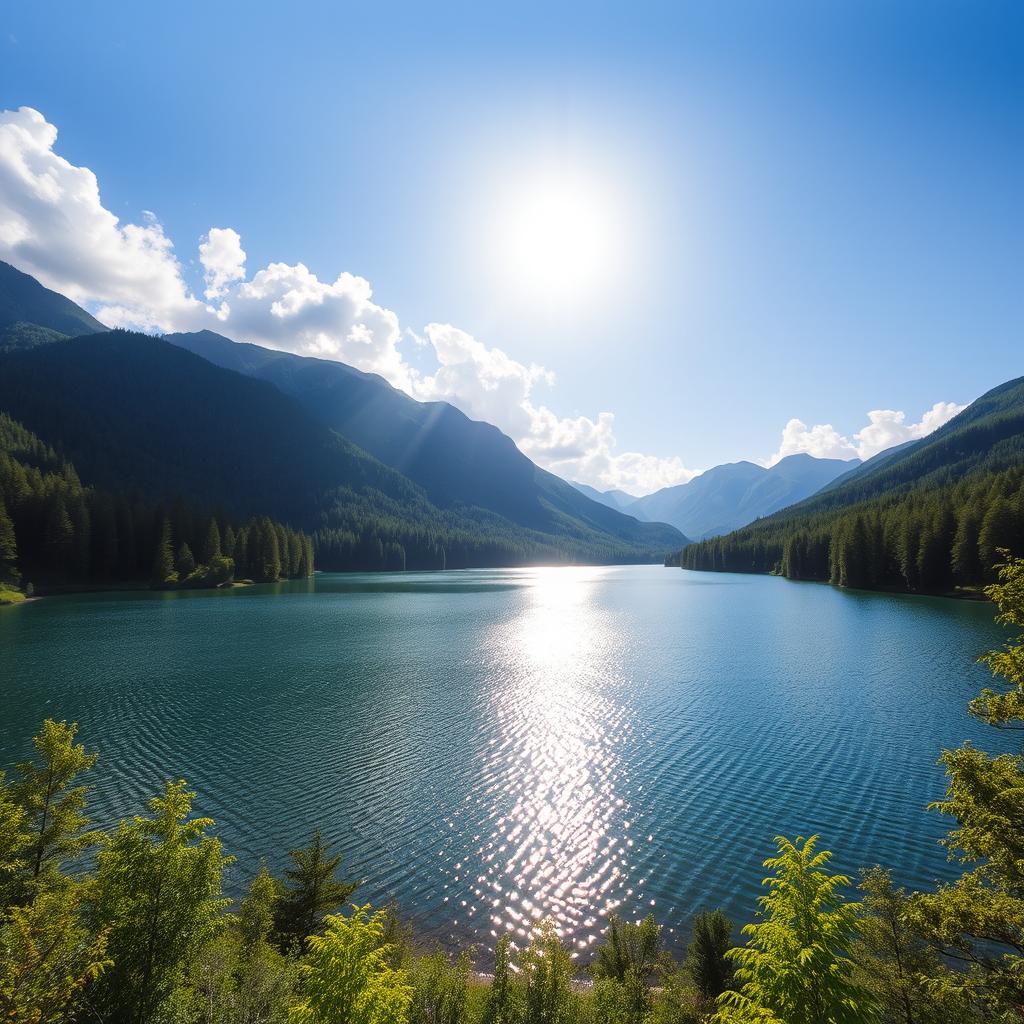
[492,170,619,303]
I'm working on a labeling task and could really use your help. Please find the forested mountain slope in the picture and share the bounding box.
[0,412,311,593]
[162,330,680,548]
[0,330,683,569]
[628,454,858,539]
[678,375,1024,591]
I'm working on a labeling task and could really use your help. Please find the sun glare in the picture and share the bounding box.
[493,170,620,303]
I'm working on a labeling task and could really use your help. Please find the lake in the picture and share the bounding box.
[0,565,1012,956]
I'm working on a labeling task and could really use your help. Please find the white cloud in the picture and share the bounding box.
[4,106,966,500]
[0,105,691,495]
[199,227,246,300]
[227,262,412,389]
[766,400,967,465]
[410,324,699,494]
[0,106,202,331]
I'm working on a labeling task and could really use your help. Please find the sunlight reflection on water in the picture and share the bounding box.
[1,565,1010,959]
[468,567,638,951]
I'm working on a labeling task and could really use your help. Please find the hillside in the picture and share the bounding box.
[678,375,1024,591]
[162,329,684,549]
[0,328,684,569]
[628,454,858,539]
[0,260,106,336]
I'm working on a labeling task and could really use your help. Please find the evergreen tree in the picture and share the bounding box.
[908,554,1024,1016]
[715,835,878,1024]
[520,920,575,1024]
[0,885,110,1024]
[203,517,222,563]
[592,913,664,983]
[0,772,29,906]
[42,494,73,568]
[91,779,232,1024]
[482,934,516,1024]
[275,829,359,949]
[0,498,18,585]
[686,909,734,1001]
[175,541,195,577]
[12,719,99,883]
[853,867,971,1024]
[151,516,176,587]
[408,948,473,1024]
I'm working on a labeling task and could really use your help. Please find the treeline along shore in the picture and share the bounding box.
[3,555,1024,1022]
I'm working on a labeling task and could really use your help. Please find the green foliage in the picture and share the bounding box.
[906,556,1024,1017]
[0,884,110,1024]
[290,905,412,1024]
[852,867,973,1024]
[519,921,575,1024]
[682,467,1024,593]
[0,774,29,891]
[678,376,1024,593]
[409,948,474,1024]
[175,540,196,576]
[715,835,878,1024]
[189,864,297,1024]
[0,411,311,592]
[0,327,680,576]
[482,933,519,1024]
[12,719,99,885]
[91,779,233,1023]
[275,829,360,951]
[592,913,665,983]
[0,497,17,585]
[685,909,734,1000]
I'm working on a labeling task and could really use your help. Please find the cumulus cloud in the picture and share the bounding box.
[199,227,246,300]
[227,262,412,389]
[0,106,201,331]
[766,400,967,466]
[0,105,694,494]
[410,324,699,494]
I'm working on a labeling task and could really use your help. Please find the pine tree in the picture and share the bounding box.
[290,905,412,1024]
[175,541,195,577]
[275,830,359,949]
[686,909,734,1000]
[908,554,1024,1014]
[203,518,222,564]
[482,935,515,1024]
[151,517,176,587]
[42,494,73,569]
[0,498,19,585]
[520,920,575,1024]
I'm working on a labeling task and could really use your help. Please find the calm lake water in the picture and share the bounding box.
[0,565,1013,954]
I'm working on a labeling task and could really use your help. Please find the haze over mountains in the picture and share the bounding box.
[573,455,860,540]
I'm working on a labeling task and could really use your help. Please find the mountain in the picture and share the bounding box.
[679,375,1024,592]
[0,327,684,568]
[627,454,859,539]
[162,329,684,550]
[568,481,638,513]
[0,259,685,566]
[0,331,429,527]
[0,260,105,337]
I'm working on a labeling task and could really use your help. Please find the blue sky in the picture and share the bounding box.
[1,1,1021,493]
